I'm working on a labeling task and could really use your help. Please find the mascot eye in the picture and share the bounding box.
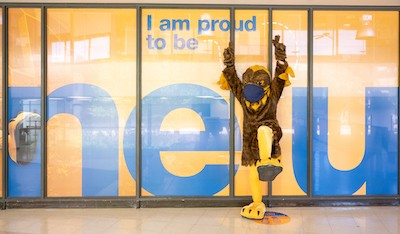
[258,81,264,85]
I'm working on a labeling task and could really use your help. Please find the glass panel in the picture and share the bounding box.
[0,9,2,197]
[272,10,308,196]
[234,10,308,197]
[47,9,137,197]
[313,11,398,195]
[8,8,41,197]
[142,9,230,196]
[234,10,270,196]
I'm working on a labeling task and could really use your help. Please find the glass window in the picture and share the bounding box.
[313,11,399,195]
[141,9,230,196]
[272,10,308,196]
[47,9,137,197]
[8,8,41,197]
[0,8,2,198]
[234,10,308,197]
[234,9,270,196]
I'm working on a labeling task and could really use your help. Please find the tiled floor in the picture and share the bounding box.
[0,206,398,234]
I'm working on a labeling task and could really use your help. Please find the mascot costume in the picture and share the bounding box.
[217,35,294,219]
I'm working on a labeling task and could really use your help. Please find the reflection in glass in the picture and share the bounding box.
[313,11,398,196]
[141,9,230,196]
[51,41,65,62]
[73,39,89,62]
[90,36,110,60]
[9,112,41,165]
[338,30,365,55]
[8,8,42,197]
[233,10,308,197]
[234,10,270,197]
[47,9,137,197]
[0,9,2,197]
[272,10,308,196]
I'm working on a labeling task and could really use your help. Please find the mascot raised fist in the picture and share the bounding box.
[218,35,294,219]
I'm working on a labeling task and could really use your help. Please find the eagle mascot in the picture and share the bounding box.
[218,35,294,219]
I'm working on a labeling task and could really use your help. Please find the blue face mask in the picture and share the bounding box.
[243,84,265,103]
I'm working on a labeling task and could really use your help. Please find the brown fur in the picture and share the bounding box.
[222,61,288,166]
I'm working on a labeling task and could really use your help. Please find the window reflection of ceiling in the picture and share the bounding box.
[48,11,112,36]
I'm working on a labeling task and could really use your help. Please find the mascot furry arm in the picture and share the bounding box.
[218,35,294,219]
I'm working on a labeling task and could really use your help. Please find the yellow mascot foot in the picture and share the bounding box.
[257,156,283,182]
[241,202,266,220]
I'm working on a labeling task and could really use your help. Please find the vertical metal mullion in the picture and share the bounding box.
[229,7,235,198]
[2,6,8,204]
[135,6,142,207]
[398,11,400,196]
[41,5,47,200]
[267,8,273,204]
[307,8,313,198]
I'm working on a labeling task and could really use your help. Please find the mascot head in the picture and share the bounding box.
[242,65,271,106]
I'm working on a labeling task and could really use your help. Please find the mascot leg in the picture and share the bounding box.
[241,164,266,219]
[256,126,283,181]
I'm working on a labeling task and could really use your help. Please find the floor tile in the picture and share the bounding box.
[357,226,391,234]
[302,218,332,233]
[223,216,257,229]
[0,219,36,233]
[196,216,226,226]
[0,206,395,234]
[45,224,82,234]
[171,214,202,224]
[218,226,248,234]
[353,216,387,229]
[328,216,358,227]
[330,224,362,234]
[160,222,195,234]
[136,220,169,233]
[188,224,223,234]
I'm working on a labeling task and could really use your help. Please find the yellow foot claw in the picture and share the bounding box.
[257,156,283,181]
[241,202,266,220]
